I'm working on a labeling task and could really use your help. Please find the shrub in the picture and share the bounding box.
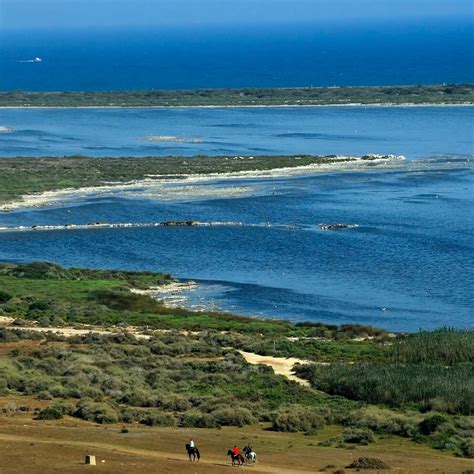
[0,291,11,303]
[141,411,176,427]
[36,390,53,400]
[418,414,448,435]
[271,406,325,433]
[346,457,389,470]
[74,401,119,424]
[462,439,474,458]
[36,402,73,420]
[342,428,375,445]
[344,407,420,438]
[210,407,256,427]
[181,411,220,428]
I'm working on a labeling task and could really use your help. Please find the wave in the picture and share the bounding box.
[141,135,203,143]
[0,220,305,233]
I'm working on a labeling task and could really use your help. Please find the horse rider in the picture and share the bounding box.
[233,445,240,457]
[189,439,195,449]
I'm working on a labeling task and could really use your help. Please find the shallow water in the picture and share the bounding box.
[0,107,473,332]
[0,106,472,158]
[0,161,472,332]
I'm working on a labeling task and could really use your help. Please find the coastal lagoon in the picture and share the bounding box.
[0,106,472,158]
[0,106,472,331]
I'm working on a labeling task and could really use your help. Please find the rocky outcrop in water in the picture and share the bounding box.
[319,223,359,231]
[162,220,198,227]
[361,154,405,160]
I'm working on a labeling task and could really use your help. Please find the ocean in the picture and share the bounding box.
[0,106,472,332]
[0,19,473,91]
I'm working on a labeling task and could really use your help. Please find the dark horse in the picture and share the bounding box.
[185,443,200,462]
[227,449,245,466]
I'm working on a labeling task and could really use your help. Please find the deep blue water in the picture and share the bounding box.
[0,107,473,332]
[0,19,473,91]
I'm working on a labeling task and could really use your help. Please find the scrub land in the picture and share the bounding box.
[0,262,473,473]
[0,84,473,107]
[0,154,391,210]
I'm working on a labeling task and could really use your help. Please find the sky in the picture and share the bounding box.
[1,0,473,30]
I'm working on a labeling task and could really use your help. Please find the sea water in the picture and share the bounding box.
[0,106,472,332]
[0,20,473,90]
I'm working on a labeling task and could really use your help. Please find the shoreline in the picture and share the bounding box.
[0,102,473,110]
[0,155,405,212]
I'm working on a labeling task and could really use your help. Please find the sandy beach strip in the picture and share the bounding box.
[0,155,405,212]
[0,103,472,110]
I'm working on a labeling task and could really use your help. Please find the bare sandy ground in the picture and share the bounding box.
[238,350,316,387]
[0,415,472,474]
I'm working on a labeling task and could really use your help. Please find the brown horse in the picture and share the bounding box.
[227,449,245,466]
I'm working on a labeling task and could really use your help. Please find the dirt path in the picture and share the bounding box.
[1,325,151,339]
[0,432,319,473]
[238,350,314,387]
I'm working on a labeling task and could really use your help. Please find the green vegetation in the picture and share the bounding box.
[0,262,390,345]
[296,328,474,414]
[0,262,473,458]
[391,327,474,365]
[0,328,339,429]
[296,363,473,415]
[0,155,356,207]
[0,84,473,107]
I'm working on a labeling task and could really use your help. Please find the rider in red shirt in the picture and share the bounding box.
[233,446,240,456]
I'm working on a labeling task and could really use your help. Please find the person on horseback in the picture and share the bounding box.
[227,446,245,466]
[243,445,257,464]
[185,440,200,462]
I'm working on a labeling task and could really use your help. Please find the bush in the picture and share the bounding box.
[140,411,176,427]
[462,439,474,458]
[181,411,220,428]
[0,291,11,303]
[344,407,420,438]
[271,406,325,433]
[36,402,73,420]
[36,390,53,400]
[418,414,448,435]
[342,428,375,445]
[74,401,119,424]
[346,457,389,470]
[210,407,256,427]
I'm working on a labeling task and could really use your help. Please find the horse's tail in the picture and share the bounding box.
[196,448,200,460]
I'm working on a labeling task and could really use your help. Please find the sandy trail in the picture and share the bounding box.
[0,323,151,340]
[238,350,314,387]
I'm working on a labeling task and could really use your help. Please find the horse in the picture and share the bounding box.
[227,449,245,466]
[185,443,200,462]
[243,445,257,464]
